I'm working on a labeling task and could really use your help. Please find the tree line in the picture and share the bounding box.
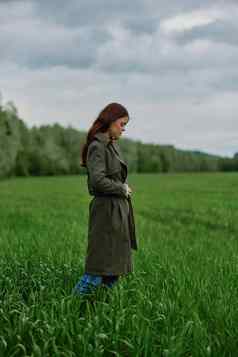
[0,100,237,179]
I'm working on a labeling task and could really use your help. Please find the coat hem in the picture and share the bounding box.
[84,269,132,276]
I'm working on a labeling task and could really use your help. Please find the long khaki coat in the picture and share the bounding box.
[84,131,138,276]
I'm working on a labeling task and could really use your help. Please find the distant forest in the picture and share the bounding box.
[0,99,237,178]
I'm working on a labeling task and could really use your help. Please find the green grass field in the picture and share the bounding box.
[0,173,238,356]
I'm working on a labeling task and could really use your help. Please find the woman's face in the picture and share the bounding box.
[108,116,129,140]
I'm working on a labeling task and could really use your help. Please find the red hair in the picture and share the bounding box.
[80,102,129,167]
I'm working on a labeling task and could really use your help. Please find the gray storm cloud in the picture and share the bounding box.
[0,0,237,157]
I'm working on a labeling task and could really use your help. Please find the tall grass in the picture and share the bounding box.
[0,173,238,356]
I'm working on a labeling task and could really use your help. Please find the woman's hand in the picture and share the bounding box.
[124,183,133,197]
[127,185,132,196]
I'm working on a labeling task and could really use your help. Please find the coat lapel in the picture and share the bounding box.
[110,142,127,168]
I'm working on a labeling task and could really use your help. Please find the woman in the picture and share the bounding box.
[72,102,138,297]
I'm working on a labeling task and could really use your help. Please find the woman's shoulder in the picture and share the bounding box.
[88,138,104,151]
[87,139,105,162]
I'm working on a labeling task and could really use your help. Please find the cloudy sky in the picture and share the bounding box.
[1,0,237,157]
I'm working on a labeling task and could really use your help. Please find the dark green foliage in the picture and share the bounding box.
[0,98,237,178]
[218,156,238,172]
[0,101,30,178]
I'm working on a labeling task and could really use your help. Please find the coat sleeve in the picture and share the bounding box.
[87,141,128,197]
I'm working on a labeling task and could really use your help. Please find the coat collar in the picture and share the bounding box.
[94,131,111,146]
[94,132,127,167]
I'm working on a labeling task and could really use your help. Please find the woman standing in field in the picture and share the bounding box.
[72,102,138,297]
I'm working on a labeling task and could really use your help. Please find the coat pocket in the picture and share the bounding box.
[110,199,124,231]
[89,198,111,234]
